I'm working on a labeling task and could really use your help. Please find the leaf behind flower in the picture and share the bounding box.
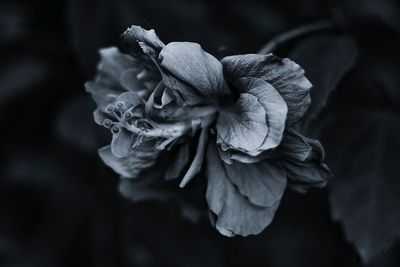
[289,34,358,132]
[323,111,400,262]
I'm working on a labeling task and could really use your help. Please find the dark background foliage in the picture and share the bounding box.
[0,0,399,266]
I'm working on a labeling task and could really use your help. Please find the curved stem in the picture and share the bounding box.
[258,20,335,54]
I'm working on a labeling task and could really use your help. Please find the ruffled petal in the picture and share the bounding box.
[121,26,165,58]
[160,42,230,98]
[277,129,331,192]
[284,161,330,193]
[85,47,146,125]
[115,91,144,111]
[99,140,161,179]
[206,141,283,236]
[96,47,141,90]
[216,93,268,154]
[217,147,267,164]
[145,82,218,122]
[279,129,325,161]
[222,54,312,125]
[235,77,288,152]
[99,145,137,177]
[160,71,207,106]
[224,159,286,207]
[85,81,116,125]
[111,127,135,158]
[120,68,150,95]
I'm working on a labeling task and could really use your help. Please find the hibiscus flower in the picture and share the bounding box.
[86,25,330,237]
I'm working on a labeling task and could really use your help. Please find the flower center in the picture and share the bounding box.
[102,102,142,134]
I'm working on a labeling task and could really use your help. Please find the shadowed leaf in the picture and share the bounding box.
[290,35,358,130]
[323,111,400,262]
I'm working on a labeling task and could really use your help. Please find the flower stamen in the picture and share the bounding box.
[103,119,113,128]
[111,125,120,134]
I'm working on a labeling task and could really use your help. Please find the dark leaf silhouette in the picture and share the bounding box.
[289,34,358,131]
[323,111,400,262]
[319,17,400,262]
[339,0,400,36]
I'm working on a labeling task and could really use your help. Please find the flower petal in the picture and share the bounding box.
[120,68,149,94]
[121,26,165,58]
[97,47,141,90]
[279,129,324,162]
[217,147,266,164]
[119,178,172,202]
[277,129,331,192]
[235,77,287,152]
[222,54,312,125]
[85,47,144,125]
[206,141,282,236]
[99,146,137,177]
[85,81,117,111]
[145,82,179,119]
[137,68,161,91]
[119,162,172,202]
[224,160,286,207]
[216,93,268,153]
[283,161,330,193]
[146,82,218,122]
[99,141,161,179]
[115,91,144,110]
[111,128,135,158]
[85,82,115,125]
[160,72,207,106]
[159,42,230,98]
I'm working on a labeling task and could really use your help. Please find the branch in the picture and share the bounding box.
[258,20,335,54]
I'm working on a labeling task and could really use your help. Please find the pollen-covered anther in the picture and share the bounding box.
[111,125,121,134]
[103,119,113,128]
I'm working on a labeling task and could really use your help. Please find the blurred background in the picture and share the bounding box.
[0,0,399,266]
